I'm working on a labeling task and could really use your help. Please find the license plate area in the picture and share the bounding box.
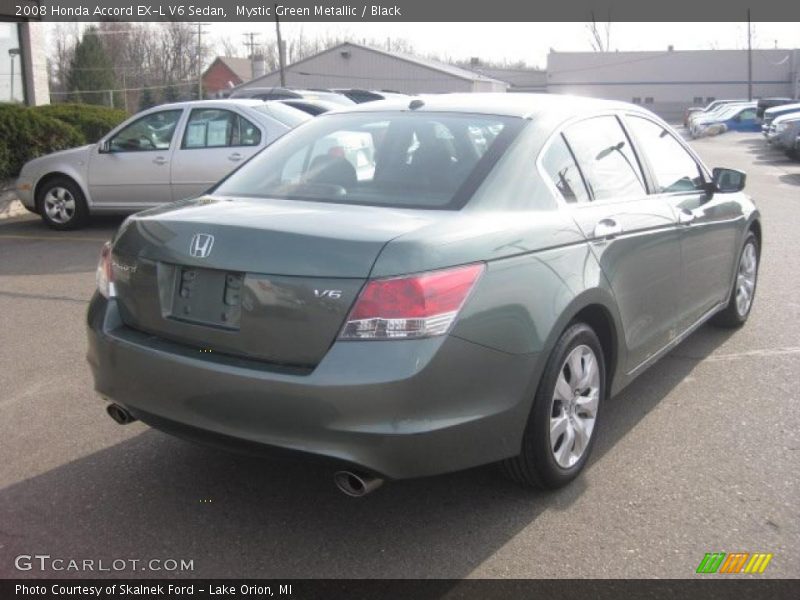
[169,266,244,330]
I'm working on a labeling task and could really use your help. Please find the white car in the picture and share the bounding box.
[15,99,310,229]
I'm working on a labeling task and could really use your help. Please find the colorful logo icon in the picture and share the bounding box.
[696,552,773,574]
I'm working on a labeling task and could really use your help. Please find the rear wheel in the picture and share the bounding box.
[502,322,605,489]
[711,232,759,328]
[37,177,88,230]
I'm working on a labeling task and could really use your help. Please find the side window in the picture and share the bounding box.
[182,109,262,149]
[627,116,706,194]
[540,135,590,204]
[108,110,183,152]
[739,108,756,121]
[562,116,646,201]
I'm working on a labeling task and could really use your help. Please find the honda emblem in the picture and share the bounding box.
[189,233,214,258]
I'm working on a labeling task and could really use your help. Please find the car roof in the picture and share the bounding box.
[154,99,267,110]
[321,93,646,120]
[765,102,800,114]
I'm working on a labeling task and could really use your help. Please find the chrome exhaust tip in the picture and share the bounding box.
[106,403,137,425]
[334,470,384,497]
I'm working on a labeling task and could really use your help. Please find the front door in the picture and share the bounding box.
[624,115,742,331]
[87,108,184,209]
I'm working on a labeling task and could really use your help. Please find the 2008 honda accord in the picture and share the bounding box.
[87,94,761,496]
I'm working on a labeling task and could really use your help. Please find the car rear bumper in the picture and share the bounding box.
[86,294,541,479]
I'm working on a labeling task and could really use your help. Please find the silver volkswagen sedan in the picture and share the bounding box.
[15,99,310,230]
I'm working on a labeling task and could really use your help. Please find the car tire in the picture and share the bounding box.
[502,322,605,490]
[786,148,799,161]
[36,176,89,230]
[711,232,759,328]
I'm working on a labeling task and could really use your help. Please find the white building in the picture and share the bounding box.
[234,41,508,95]
[547,48,800,121]
[0,2,49,105]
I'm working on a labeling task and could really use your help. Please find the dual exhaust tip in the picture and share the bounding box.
[105,404,382,496]
[334,470,384,497]
[106,403,137,425]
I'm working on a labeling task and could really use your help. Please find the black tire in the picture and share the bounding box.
[711,232,759,328]
[502,322,606,489]
[36,176,89,230]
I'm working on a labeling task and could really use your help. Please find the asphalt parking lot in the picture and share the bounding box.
[0,132,798,579]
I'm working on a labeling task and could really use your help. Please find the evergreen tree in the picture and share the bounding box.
[66,27,117,106]
[163,83,181,104]
[138,87,157,111]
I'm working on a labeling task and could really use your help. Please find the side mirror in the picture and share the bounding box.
[98,140,111,153]
[712,167,746,193]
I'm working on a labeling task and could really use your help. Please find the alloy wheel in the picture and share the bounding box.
[549,344,600,468]
[43,186,76,224]
[735,242,758,317]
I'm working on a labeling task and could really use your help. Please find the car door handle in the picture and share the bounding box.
[153,156,168,165]
[678,209,696,225]
[228,152,243,162]
[593,218,623,239]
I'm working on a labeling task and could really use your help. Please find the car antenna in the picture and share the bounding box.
[408,99,425,110]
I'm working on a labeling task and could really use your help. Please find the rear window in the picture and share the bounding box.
[214,112,522,209]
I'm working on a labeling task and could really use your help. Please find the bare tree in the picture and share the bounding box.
[586,12,612,52]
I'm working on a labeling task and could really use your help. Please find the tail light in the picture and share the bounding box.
[340,263,484,340]
[96,241,115,298]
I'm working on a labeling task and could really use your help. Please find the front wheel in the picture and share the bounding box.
[502,322,605,489]
[37,177,89,230]
[711,232,759,328]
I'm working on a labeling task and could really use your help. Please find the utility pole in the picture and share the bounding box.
[196,22,209,99]
[274,5,286,87]
[747,9,753,101]
[243,32,261,79]
[243,32,261,58]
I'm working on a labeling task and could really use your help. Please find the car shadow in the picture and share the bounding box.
[0,325,734,579]
[778,173,800,186]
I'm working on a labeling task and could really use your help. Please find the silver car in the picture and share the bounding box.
[15,99,310,230]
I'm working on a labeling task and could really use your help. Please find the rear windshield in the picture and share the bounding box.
[214,111,523,209]
[251,102,312,128]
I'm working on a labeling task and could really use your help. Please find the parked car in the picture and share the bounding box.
[15,100,311,230]
[793,133,800,161]
[330,88,409,104]
[683,99,747,127]
[687,101,752,131]
[762,102,800,138]
[88,94,760,495]
[756,97,794,120]
[765,112,800,148]
[276,98,343,116]
[691,103,758,137]
[229,86,355,106]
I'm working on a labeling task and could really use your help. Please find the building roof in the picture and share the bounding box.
[467,66,547,88]
[205,57,253,83]
[239,42,508,89]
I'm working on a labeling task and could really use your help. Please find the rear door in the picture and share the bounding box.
[623,114,742,331]
[545,114,682,372]
[170,107,265,201]
[88,108,184,208]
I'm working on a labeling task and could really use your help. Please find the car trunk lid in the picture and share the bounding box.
[110,196,443,367]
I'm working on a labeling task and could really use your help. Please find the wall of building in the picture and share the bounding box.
[238,45,481,94]
[203,61,243,96]
[547,49,799,122]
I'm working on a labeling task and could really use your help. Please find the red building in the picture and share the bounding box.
[202,57,254,96]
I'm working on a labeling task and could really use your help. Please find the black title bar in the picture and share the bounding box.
[4,0,800,21]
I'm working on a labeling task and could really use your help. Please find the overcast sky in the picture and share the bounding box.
[209,22,799,67]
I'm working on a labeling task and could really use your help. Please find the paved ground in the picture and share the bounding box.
[0,133,798,579]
